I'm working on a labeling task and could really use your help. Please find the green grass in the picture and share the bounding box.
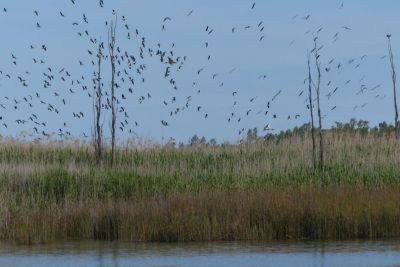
[0,132,400,243]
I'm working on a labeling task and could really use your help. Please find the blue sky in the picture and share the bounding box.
[0,1,399,144]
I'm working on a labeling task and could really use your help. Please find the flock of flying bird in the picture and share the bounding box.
[0,1,392,143]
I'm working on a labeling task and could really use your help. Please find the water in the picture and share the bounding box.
[0,240,400,267]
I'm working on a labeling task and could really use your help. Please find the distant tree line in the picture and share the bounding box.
[266,119,398,141]
[175,119,398,149]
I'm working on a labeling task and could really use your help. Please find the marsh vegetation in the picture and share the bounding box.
[1,121,400,243]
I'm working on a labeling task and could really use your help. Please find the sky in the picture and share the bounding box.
[0,0,399,144]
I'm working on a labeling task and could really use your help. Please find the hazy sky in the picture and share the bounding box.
[0,1,399,143]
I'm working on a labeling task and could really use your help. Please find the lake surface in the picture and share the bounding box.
[0,240,400,267]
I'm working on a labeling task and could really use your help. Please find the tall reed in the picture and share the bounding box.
[0,132,399,243]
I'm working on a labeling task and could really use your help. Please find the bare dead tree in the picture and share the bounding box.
[387,34,399,139]
[93,41,104,167]
[108,18,117,167]
[307,51,317,174]
[313,37,324,173]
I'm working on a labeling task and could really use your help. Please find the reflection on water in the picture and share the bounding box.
[0,240,400,267]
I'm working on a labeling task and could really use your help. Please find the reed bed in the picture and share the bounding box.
[3,186,400,243]
[0,132,400,243]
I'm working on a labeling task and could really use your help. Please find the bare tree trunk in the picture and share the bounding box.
[108,18,117,167]
[313,37,324,173]
[387,34,399,139]
[93,41,104,167]
[307,51,317,174]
